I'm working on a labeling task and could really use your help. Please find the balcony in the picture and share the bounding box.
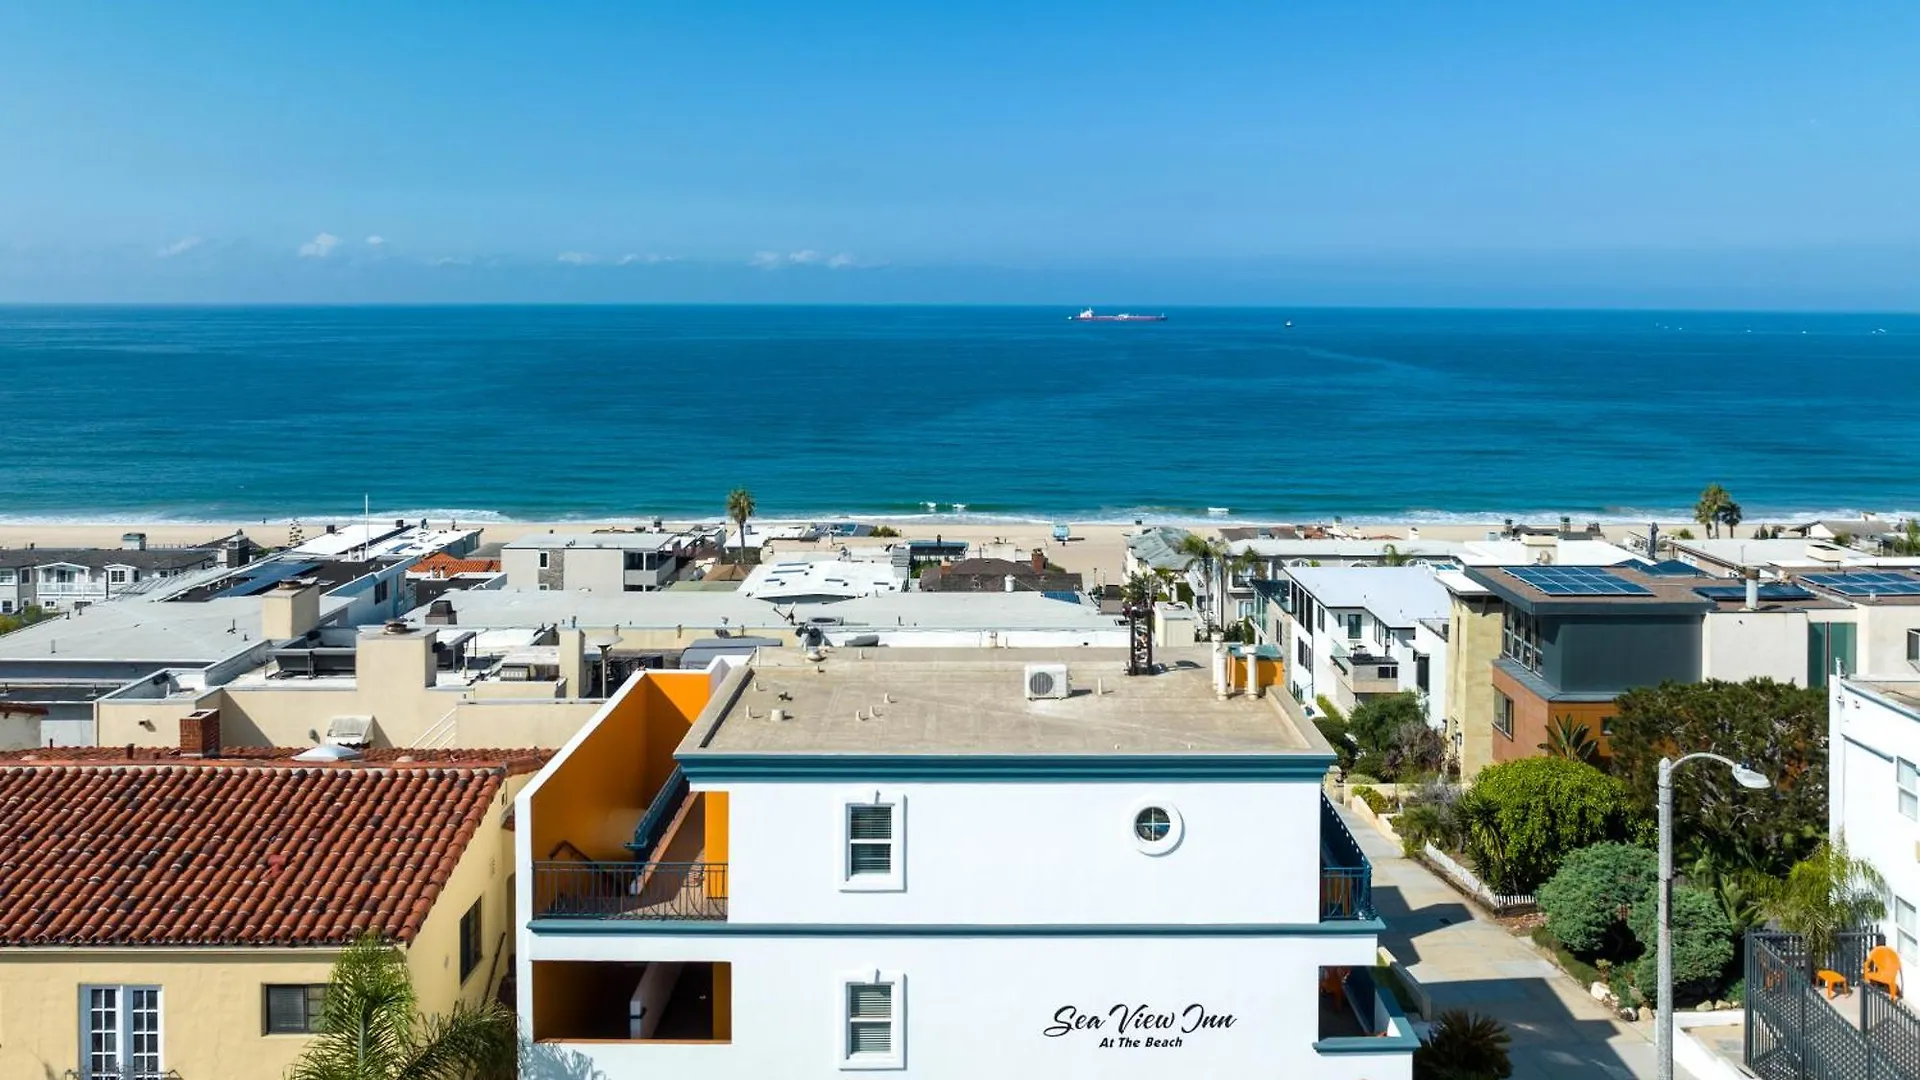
[1320,793,1374,921]
[1329,639,1401,696]
[533,860,728,920]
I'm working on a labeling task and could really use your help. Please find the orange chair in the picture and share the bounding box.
[1865,946,1903,1000]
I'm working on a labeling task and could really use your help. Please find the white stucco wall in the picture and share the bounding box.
[714,779,1324,925]
[1860,606,1920,678]
[1702,610,1810,684]
[520,933,1398,1080]
[1412,622,1448,727]
[1830,680,1920,966]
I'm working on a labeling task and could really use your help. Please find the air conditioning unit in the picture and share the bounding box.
[1025,662,1071,700]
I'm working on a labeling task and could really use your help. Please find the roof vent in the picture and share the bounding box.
[293,744,362,763]
[382,620,409,635]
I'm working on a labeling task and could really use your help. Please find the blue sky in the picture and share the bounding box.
[2,2,1917,305]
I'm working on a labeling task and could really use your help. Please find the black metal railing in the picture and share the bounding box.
[626,765,689,857]
[532,860,728,921]
[1745,930,1920,1080]
[1320,793,1374,920]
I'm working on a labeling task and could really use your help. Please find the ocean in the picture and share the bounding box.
[0,304,1914,526]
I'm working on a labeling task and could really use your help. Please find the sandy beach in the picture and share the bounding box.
[0,516,1702,588]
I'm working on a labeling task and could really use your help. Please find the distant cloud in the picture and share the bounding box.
[155,236,203,259]
[298,232,340,258]
[434,256,472,267]
[365,235,386,247]
[617,253,675,266]
[556,251,597,265]
[751,249,863,270]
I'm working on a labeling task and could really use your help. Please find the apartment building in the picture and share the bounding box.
[1829,678,1920,968]
[0,729,539,1080]
[1254,567,1449,722]
[515,648,1412,1080]
[503,532,686,592]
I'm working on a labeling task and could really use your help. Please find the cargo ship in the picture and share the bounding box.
[1069,308,1167,322]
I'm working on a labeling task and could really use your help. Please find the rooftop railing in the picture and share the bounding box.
[1320,793,1374,921]
[533,860,728,921]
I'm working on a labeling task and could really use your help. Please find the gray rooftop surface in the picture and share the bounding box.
[686,647,1319,755]
[503,532,678,551]
[0,593,350,662]
[1283,566,1451,626]
[406,588,1120,631]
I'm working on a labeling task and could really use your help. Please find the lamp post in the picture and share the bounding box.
[586,629,623,699]
[1656,752,1771,1080]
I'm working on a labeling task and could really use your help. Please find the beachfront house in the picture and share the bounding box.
[1829,678,1920,969]
[0,535,241,614]
[516,648,1410,1080]
[1256,566,1450,724]
[503,532,688,593]
[0,733,537,1080]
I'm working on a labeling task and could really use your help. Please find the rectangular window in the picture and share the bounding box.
[1900,759,1919,821]
[1600,715,1616,738]
[537,551,550,569]
[1415,654,1431,694]
[842,974,904,1069]
[1316,605,1325,633]
[264,984,328,1035]
[1345,612,1363,640]
[459,899,483,981]
[109,569,128,583]
[0,569,12,582]
[83,985,161,1079]
[1899,897,1918,963]
[843,798,904,891]
[374,578,390,604]
[1494,692,1515,740]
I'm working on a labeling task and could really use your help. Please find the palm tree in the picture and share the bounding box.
[1381,543,1411,567]
[1891,518,1920,556]
[289,933,517,1080]
[1120,571,1158,609]
[1537,715,1598,763]
[1764,835,1886,973]
[1716,499,1744,540]
[1414,1009,1513,1080]
[1694,484,1731,539]
[725,487,756,563]
[1175,533,1231,631]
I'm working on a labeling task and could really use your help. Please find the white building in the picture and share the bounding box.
[504,532,687,592]
[1256,567,1450,722]
[740,553,905,603]
[1830,679,1920,965]
[514,648,1412,1080]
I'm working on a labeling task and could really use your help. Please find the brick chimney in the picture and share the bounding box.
[180,708,221,758]
[1031,549,1046,574]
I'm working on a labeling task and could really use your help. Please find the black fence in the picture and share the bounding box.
[1746,931,1920,1080]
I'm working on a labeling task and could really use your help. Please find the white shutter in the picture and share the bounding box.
[847,982,894,1056]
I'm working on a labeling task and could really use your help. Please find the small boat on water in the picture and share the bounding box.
[1069,308,1167,322]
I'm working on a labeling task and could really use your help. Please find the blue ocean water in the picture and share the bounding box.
[0,305,1914,524]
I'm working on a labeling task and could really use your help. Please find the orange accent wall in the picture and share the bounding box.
[705,790,730,888]
[1489,665,1618,765]
[712,960,733,1040]
[530,671,713,863]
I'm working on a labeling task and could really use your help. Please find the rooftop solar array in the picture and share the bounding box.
[1506,565,1655,596]
[1643,559,1708,577]
[1801,571,1920,597]
[1693,583,1816,602]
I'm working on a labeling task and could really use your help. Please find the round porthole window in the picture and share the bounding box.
[1129,801,1183,855]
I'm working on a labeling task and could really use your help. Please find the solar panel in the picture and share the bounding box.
[1642,560,1708,577]
[1693,583,1816,602]
[1802,571,1920,597]
[1506,565,1654,596]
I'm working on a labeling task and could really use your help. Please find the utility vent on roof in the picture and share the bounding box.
[325,715,375,747]
[293,744,362,763]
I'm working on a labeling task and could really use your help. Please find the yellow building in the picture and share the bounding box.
[0,719,544,1080]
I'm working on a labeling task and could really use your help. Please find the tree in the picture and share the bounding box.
[1414,1010,1513,1080]
[289,933,517,1080]
[1629,883,1735,1005]
[1694,484,1731,539]
[1673,527,1696,540]
[1454,757,1639,895]
[1537,842,1658,955]
[725,487,755,562]
[1119,571,1159,609]
[1607,679,1828,879]
[1891,518,1920,556]
[1716,499,1744,539]
[1538,714,1599,763]
[1381,543,1412,567]
[1349,691,1425,757]
[1763,835,1887,971]
[1176,533,1231,630]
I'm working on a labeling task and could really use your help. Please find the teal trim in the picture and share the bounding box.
[676,752,1337,783]
[1314,1034,1420,1055]
[530,918,1387,938]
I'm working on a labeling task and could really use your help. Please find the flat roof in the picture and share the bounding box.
[1458,539,1637,567]
[0,593,348,663]
[1856,681,1920,718]
[1236,538,1465,560]
[684,647,1317,756]
[504,532,678,552]
[404,588,1120,632]
[1283,567,1450,626]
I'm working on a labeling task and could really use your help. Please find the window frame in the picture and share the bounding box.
[839,970,906,1070]
[537,550,550,570]
[1900,758,1920,822]
[841,794,905,892]
[1344,612,1363,641]
[458,898,483,982]
[1128,798,1185,856]
[263,984,329,1035]
[80,984,163,1080]
[1898,896,1918,964]
[1494,692,1515,740]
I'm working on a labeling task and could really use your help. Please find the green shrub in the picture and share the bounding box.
[1537,843,1658,955]
[1629,884,1735,1005]
[1414,1009,1513,1080]
[1396,782,1464,856]
[1316,695,1346,724]
[1353,786,1392,815]
[1351,751,1389,782]
[1530,926,1603,989]
[1455,757,1636,895]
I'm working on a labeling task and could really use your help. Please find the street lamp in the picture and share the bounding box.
[586,629,623,699]
[1656,752,1771,1080]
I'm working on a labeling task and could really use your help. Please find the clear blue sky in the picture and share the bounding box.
[3,2,1916,306]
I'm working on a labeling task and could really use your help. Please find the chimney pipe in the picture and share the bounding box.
[1745,569,1759,611]
[1031,548,1046,574]
[180,709,221,758]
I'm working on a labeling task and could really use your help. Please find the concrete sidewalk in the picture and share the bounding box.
[1341,804,1691,1079]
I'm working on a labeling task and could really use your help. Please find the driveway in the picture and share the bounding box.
[1340,804,1692,1080]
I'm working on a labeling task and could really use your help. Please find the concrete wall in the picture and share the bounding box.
[0,707,43,749]
[1860,606,1920,678]
[1412,621,1448,729]
[1444,594,1503,778]
[520,934,1396,1080]
[565,549,626,593]
[718,779,1324,925]
[1703,609,1810,684]
[0,949,341,1079]
[1830,680,1920,967]
[406,773,525,1013]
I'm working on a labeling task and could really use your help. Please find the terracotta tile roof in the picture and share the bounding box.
[0,751,544,947]
[410,553,502,577]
